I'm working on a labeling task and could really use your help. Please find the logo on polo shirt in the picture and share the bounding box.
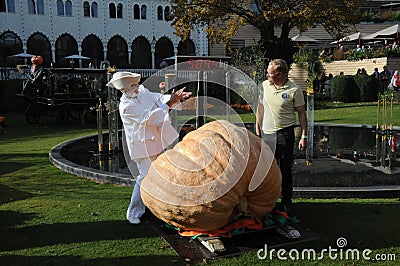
[282,93,289,99]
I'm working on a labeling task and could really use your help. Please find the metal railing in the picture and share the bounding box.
[0,67,29,80]
[0,67,200,80]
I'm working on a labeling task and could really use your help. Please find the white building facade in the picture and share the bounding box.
[0,0,209,69]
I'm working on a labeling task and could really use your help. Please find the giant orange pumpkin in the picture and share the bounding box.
[141,120,282,231]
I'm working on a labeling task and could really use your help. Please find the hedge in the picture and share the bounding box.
[330,74,379,102]
[331,75,359,102]
[353,74,379,102]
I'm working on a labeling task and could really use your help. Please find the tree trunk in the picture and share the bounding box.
[259,22,295,67]
[260,38,295,67]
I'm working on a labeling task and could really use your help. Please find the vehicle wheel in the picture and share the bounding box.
[26,104,40,124]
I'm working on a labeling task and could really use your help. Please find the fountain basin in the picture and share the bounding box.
[49,123,400,198]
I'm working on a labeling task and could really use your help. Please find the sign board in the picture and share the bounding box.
[174,56,230,71]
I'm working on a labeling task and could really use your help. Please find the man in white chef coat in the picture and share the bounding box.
[107,72,191,224]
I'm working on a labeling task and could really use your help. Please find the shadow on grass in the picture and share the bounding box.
[0,153,49,159]
[1,201,399,264]
[0,255,185,266]
[0,184,33,204]
[294,201,400,251]
[0,113,97,142]
[0,161,36,175]
[0,213,159,252]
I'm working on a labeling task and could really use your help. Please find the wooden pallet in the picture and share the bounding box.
[146,214,319,263]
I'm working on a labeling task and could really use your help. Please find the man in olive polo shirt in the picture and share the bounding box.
[256,59,308,213]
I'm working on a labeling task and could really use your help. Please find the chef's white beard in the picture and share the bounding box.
[123,89,138,99]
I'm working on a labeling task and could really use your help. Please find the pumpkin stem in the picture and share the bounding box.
[234,197,250,219]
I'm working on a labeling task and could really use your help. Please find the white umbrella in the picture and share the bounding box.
[331,32,368,44]
[7,52,35,58]
[363,24,400,40]
[64,54,91,60]
[291,34,319,43]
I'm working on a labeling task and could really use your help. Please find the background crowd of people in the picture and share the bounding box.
[312,73,334,94]
[311,64,399,95]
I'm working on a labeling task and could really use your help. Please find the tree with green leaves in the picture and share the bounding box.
[171,0,362,68]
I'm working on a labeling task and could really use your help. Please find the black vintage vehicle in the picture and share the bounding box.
[19,67,108,125]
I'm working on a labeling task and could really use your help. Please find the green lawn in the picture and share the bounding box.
[177,101,400,126]
[1,103,399,265]
[314,102,400,126]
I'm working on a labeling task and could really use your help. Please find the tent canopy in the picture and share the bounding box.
[363,24,400,40]
[7,52,36,58]
[331,32,369,44]
[291,34,319,43]
[64,54,91,60]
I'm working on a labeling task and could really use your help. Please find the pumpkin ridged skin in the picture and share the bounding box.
[141,120,282,231]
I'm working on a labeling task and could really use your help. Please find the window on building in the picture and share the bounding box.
[109,3,115,18]
[7,0,16,12]
[83,1,90,17]
[164,6,172,21]
[27,0,43,15]
[65,0,72,16]
[28,0,36,14]
[157,5,163,20]
[226,39,245,56]
[117,3,122,18]
[91,2,98,17]
[57,0,64,16]
[37,0,44,14]
[141,5,146,19]
[0,0,6,12]
[133,4,139,19]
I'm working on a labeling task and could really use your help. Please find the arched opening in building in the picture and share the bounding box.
[27,32,52,67]
[82,34,104,68]
[55,33,78,67]
[0,31,22,66]
[155,37,174,69]
[107,35,128,68]
[131,36,151,69]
